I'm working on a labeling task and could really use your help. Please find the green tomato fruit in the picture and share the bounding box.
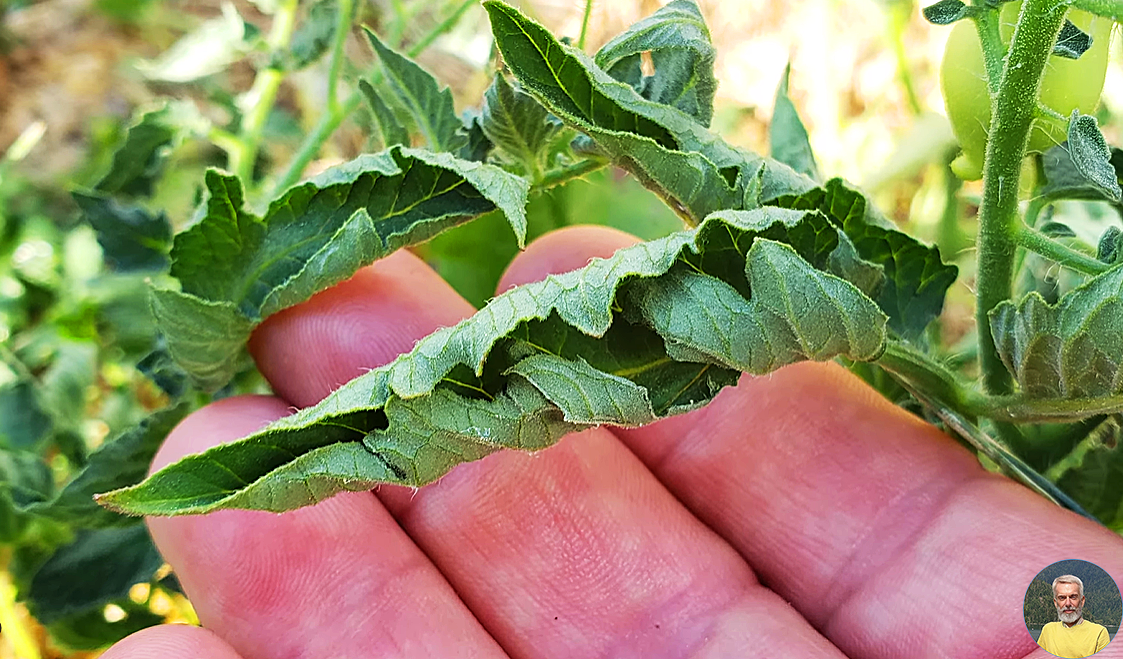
[940,3,1113,180]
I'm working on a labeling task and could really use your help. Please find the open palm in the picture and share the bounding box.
[103,226,1123,659]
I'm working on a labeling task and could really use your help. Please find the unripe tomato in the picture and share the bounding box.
[940,3,1113,180]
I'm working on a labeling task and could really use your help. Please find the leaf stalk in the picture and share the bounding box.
[1014,223,1108,275]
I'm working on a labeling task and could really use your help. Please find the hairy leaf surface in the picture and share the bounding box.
[100,207,887,516]
[480,73,561,179]
[73,192,172,272]
[770,63,820,181]
[992,265,1123,398]
[593,0,717,126]
[359,79,410,148]
[484,1,815,224]
[775,178,958,339]
[156,147,528,390]
[1057,440,1123,530]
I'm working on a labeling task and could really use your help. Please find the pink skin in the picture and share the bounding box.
[101,226,1123,659]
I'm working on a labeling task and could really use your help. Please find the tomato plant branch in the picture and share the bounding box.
[979,392,1123,423]
[533,157,609,192]
[229,0,301,184]
[326,0,356,110]
[269,0,475,198]
[888,1,922,115]
[970,3,1004,96]
[1014,223,1108,275]
[578,0,595,50]
[974,0,1068,395]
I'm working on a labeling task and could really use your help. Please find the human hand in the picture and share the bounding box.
[101,226,1123,659]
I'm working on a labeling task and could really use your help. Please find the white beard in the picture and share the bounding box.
[1057,607,1082,624]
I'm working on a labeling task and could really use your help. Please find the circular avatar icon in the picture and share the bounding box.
[1024,559,1121,658]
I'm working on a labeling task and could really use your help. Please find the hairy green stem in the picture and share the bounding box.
[327,0,356,109]
[534,157,608,192]
[577,0,594,50]
[971,4,1005,96]
[230,0,301,183]
[1014,223,1108,275]
[269,0,475,198]
[981,393,1123,423]
[975,0,1068,395]
[1070,0,1123,20]
[876,341,979,417]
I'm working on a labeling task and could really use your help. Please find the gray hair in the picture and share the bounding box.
[1053,575,1085,597]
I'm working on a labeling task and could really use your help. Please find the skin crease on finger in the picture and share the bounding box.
[496,227,1123,659]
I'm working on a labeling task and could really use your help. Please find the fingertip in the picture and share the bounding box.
[497,225,640,291]
[100,624,244,659]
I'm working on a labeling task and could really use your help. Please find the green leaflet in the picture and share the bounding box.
[479,73,561,180]
[364,28,467,152]
[73,192,172,272]
[484,1,815,224]
[289,0,338,69]
[156,147,529,391]
[98,207,887,516]
[770,63,821,181]
[31,404,190,529]
[1057,439,1123,530]
[94,102,207,198]
[774,178,958,340]
[991,265,1123,399]
[359,79,410,149]
[0,449,53,542]
[593,0,717,126]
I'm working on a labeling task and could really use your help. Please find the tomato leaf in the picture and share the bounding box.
[770,63,820,181]
[32,404,190,529]
[593,0,717,126]
[364,28,467,152]
[1062,112,1122,202]
[991,264,1123,398]
[289,0,338,69]
[73,192,171,272]
[774,179,958,340]
[1057,438,1123,530]
[26,526,164,625]
[1052,18,1093,60]
[484,0,815,225]
[94,102,207,198]
[98,206,887,516]
[922,0,972,25]
[479,73,561,180]
[155,147,529,391]
[358,79,410,149]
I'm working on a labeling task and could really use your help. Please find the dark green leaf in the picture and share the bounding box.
[458,111,493,163]
[99,206,887,516]
[992,264,1123,398]
[359,79,409,149]
[73,192,171,271]
[1065,112,1122,202]
[593,0,717,126]
[0,449,53,541]
[364,28,467,152]
[480,73,561,179]
[289,0,337,69]
[0,381,52,450]
[1053,18,1093,59]
[1057,439,1123,530]
[34,404,190,528]
[922,0,971,24]
[484,0,816,225]
[775,178,957,339]
[46,598,165,651]
[1041,142,1121,203]
[27,525,164,624]
[136,344,190,397]
[157,147,529,391]
[1098,226,1123,265]
[770,63,820,181]
[94,104,203,198]
[1040,221,1078,238]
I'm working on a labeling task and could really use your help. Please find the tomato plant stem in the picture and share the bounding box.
[327,0,356,110]
[1014,223,1108,275]
[534,157,608,192]
[975,0,1068,395]
[970,4,1004,96]
[578,0,594,50]
[230,0,301,184]
[269,0,476,198]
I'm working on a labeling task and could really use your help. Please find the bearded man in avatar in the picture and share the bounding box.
[1036,575,1111,658]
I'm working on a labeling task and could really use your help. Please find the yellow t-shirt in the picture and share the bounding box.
[1037,620,1111,658]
